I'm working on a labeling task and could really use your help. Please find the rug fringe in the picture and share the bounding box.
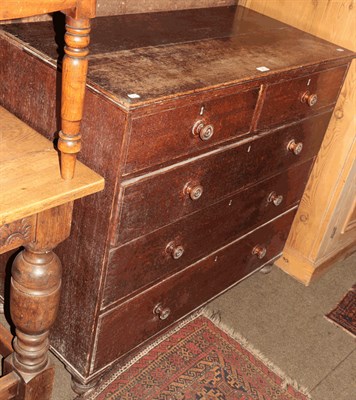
[324,315,356,338]
[84,307,312,399]
[84,310,203,400]
[201,307,312,400]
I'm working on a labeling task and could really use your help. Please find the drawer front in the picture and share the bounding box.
[95,210,296,371]
[104,160,312,307]
[258,65,346,130]
[124,88,259,175]
[114,111,331,245]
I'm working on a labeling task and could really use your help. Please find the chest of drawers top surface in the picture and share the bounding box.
[2,5,353,110]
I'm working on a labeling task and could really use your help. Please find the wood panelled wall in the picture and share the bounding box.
[239,0,356,284]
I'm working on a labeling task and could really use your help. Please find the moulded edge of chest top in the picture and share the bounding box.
[1,29,353,116]
[107,57,353,116]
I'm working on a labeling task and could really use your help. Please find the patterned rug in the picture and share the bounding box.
[87,315,310,400]
[325,284,356,337]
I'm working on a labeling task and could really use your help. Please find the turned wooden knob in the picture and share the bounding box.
[166,241,184,260]
[192,120,214,141]
[185,183,203,200]
[153,303,171,320]
[268,191,284,206]
[301,91,318,107]
[287,139,303,155]
[252,245,267,259]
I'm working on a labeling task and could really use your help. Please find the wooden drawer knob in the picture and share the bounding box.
[154,303,171,320]
[287,139,303,155]
[268,191,283,206]
[252,245,267,259]
[166,241,184,260]
[192,120,214,141]
[185,183,203,200]
[301,91,318,107]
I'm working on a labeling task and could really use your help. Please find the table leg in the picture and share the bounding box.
[4,244,62,400]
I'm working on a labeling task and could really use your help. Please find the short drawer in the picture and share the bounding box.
[114,111,331,245]
[94,210,296,371]
[258,65,347,130]
[104,160,313,307]
[124,87,259,175]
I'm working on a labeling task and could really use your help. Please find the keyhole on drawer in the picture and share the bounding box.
[200,106,205,115]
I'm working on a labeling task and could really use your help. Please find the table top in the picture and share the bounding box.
[2,6,354,109]
[0,106,104,225]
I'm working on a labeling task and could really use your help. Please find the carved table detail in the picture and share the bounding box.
[0,216,36,253]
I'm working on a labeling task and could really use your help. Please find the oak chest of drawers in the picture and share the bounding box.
[0,5,354,389]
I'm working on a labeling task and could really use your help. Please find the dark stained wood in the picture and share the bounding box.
[49,95,126,377]
[0,6,286,59]
[9,245,62,375]
[95,0,236,17]
[1,1,97,180]
[124,87,259,175]
[86,32,353,109]
[4,357,55,400]
[0,372,19,400]
[0,204,79,400]
[2,6,353,109]
[104,160,313,307]
[258,65,347,130]
[95,210,296,370]
[0,324,13,358]
[0,5,354,388]
[0,2,104,398]
[115,111,332,245]
[0,31,125,377]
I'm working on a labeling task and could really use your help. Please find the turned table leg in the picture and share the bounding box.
[4,244,62,399]
[59,16,91,180]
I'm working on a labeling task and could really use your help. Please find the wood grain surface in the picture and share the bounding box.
[0,0,236,23]
[115,112,331,245]
[0,372,19,400]
[104,161,312,308]
[0,4,353,384]
[95,210,296,371]
[0,106,104,225]
[97,0,236,16]
[3,6,353,109]
[239,0,356,283]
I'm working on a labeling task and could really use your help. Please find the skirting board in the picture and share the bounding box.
[275,241,356,286]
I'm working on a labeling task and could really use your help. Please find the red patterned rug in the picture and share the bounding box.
[87,315,310,400]
[325,284,356,337]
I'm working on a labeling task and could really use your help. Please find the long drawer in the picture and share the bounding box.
[114,111,331,245]
[94,210,296,371]
[258,65,346,130]
[104,160,313,307]
[124,87,259,175]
